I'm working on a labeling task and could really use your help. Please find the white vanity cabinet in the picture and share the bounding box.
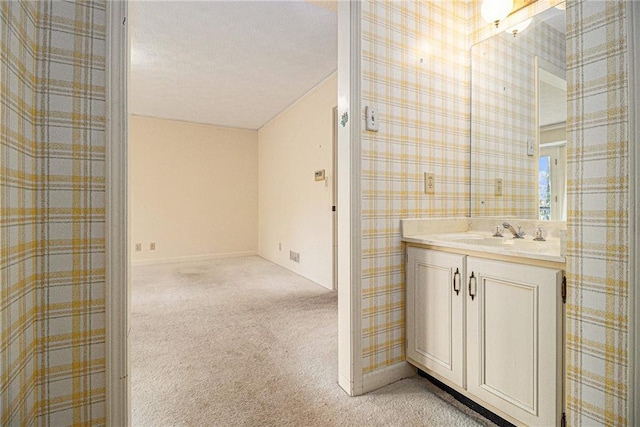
[406,247,465,388]
[406,246,565,426]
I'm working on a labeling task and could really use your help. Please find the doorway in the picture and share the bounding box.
[125,0,340,422]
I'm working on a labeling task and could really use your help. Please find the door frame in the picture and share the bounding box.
[332,105,339,291]
[105,1,364,423]
[336,0,363,396]
[629,0,640,423]
[105,1,129,425]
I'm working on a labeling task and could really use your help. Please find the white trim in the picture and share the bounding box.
[259,70,338,131]
[628,0,640,424]
[131,251,258,267]
[348,0,363,395]
[362,362,417,394]
[105,1,129,426]
[337,0,363,396]
[129,113,258,132]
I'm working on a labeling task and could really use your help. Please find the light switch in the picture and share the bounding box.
[365,106,379,132]
[527,138,535,156]
[495,178,503,196]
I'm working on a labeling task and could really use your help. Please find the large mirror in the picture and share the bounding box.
[470,4,567,220]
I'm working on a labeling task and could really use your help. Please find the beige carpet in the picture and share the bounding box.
[131,256,497,426]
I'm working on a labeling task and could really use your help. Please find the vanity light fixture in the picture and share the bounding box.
[481,0,513,27]
[505,17,533,37]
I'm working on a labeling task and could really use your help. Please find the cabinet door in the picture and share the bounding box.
[466,257,563,426]
[406,247,465,388]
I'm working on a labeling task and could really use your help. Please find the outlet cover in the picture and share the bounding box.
[424,172,435,194]
[495,178,503,196]
[289,250,300,263]
[135,243,141,252]
[150,242,156,250]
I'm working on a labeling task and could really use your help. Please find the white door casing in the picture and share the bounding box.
[106,2,363,423]
[105,1,129,425]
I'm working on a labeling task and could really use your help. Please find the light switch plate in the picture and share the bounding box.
[527,138,535,156]
[495,178,503,196]
[365,106,379,132]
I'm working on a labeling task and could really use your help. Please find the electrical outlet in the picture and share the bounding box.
[495,178,503,196]
[289,251,300,263]
[150,242,156,250]
[279,243,282,251]
[424,172,435,194]
[135,243,141,252]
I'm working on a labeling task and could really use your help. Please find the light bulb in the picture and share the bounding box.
[505,18,533,37]
[481,0,514,27]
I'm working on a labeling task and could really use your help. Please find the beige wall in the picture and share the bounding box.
[258,74,337,289]
[130,116,258,263]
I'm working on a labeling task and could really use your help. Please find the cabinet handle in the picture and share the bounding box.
[468,272,477,301]
[453,268,460,295]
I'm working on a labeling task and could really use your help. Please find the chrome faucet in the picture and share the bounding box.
[502,222,526,239]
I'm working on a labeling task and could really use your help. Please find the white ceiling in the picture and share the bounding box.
[130,1,338,130]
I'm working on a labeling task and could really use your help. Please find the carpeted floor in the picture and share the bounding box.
[131,256,497,426]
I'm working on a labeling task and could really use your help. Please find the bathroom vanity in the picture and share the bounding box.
[402,218,565,426]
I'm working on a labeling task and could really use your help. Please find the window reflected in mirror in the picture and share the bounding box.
[537,60,567,221]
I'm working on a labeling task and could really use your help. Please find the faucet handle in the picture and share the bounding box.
[533,226,545,241]
[492,226,503,237]
[517,226,526,238]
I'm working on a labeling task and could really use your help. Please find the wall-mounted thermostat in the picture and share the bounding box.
[315,170,326,181]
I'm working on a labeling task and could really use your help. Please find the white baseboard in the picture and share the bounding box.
[362,361,417,394]
[258,253,332,290]
[131,251,258,266]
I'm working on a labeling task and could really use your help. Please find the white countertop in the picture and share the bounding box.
[402,231,566,264]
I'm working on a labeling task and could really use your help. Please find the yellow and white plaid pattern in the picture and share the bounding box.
[566,0,629,424]
[1,1,106,425]
[1,1,39,425]
[361,0,470,373]
[471,18,565,218]
[2,1,631,425]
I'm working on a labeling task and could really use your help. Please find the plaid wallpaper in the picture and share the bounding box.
[2,0,633,425]
[365,1,632,424]
[360,0,470,373]
[471,19,565,218]
[1,1,39,425]
[565,0,629,424]
[1,1,106,425]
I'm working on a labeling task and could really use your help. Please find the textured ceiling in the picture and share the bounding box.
[130,1,337,130]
